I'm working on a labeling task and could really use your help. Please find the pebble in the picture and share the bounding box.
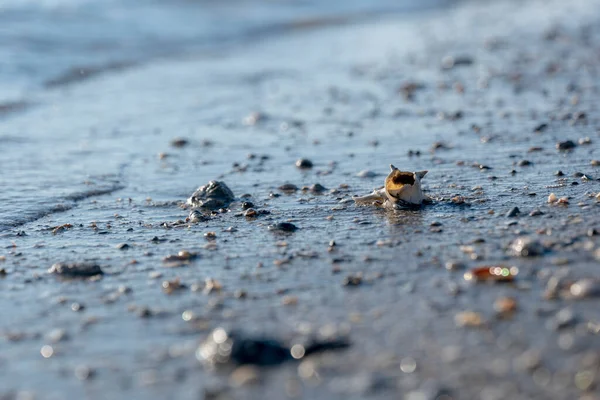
[48,262,104,278]
[244,208,257,218]
[279,183,298,192]
[494,297,517,315]
[506,207,521,217]
[310,183,327,193]
[241,201,254,210]
[529,209,544,216]
[170,137,189,148]
[295,158,313,169]
[116,243,130,250]
[517,160,532,166]
[342,274,363,287]
[454,311,483,327]
[188,210,208,223]
[229,366,261,387]
[509,237,544,257]
[533,123,548,132]
[591,160,600,167]
[570,279,600,299]
[268,222,298,233]
[197,328,290,366]
[356,170,377,178]
[556,140,576,150]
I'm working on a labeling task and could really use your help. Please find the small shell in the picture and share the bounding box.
[353,164,428,207]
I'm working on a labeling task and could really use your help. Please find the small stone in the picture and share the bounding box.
[494,297,517,315]
[591,160,600,167]
[342,274,363,287]
[204,232,217,240]
[268,222,298,233]
[295,159,313,169]
[244,208,257,218]
[187,181,235,210]
[548,193,558,203]
[229,366,261,387]
[506,207,520,217]
[48,263,104,278]
[310,183,327,193]
[579,137,592,145]
[529,209,544,217]
[570,279,600,299]
[241,201,254,210]
[116,243,130,250]
[552,308,576,330]
[554,170,564,176]
[517,160,532,166]
[445,261,464,271]
[509,237,544,257]
[279,183,298,192]
[455,311,483,327]
[170,137,189,148]
[556,140,576,150]
[533,123,548,133]
[356,170,377,178]
[188,210,208,223]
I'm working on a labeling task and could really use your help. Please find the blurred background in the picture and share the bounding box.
[0,0,449,104]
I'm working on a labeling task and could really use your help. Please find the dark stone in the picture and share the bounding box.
[295,158,313,169]
[48,262,104,278]
[241,201,254,210]
[556,140,576,150]
[268,222,298,233]
[506,207,521,217]
[187,181,235,209]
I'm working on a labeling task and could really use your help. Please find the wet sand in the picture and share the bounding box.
[1,0,600,399]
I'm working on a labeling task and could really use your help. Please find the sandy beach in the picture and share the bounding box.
[1,0,600,398]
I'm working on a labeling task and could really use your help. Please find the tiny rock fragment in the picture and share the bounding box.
[229,366,261,387]
[445,261,465,271]
[455,311,483,327]
[197,328,289,367]
[342,274,363,287]
[506,207,520,217]
[533,123,548,133]
[295,158,313,169]
[310,183,327,193]
[162,251,198,267]
[170,137,189,148]
[241,201,254,210]
[356,170,377,178]
[244,208,257,217]
[204,232,217,240]
[591,160,600,167]
[517,160,532,167]
[268,222,298,233]
[279,183,298,192]
[548,193,558,203]
[188,210,209,223]
[282,296,298,306]
[509,237,544,257]
[162,278,185,294]
[494,297,517,315]
[204,278,222,294]
[464,266,518,282]
[52,224,73,235]
[556,140,576,151]
[48,262,104,278]
[569,279,600,299]
[116,243,130,250]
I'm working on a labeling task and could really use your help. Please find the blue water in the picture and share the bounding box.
[0,0,446,103]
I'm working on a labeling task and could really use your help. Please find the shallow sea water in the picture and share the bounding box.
[1,0,600,399]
